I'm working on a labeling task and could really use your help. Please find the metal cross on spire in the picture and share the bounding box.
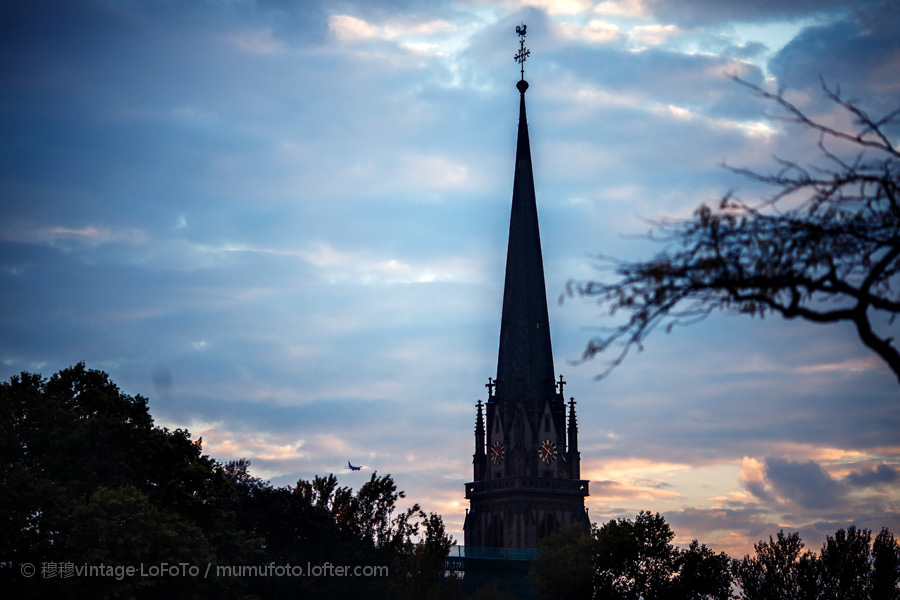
[514,24,530,81]
[485,376,496,399]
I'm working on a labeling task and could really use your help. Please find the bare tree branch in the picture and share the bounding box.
[565,79,900,384]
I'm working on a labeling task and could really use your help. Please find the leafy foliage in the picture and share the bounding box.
[532,513,898,600]
[293,471,458,599]
[1,364,455,599]
[531,512,732,600]
[0,363,243,598]
[872,528,900,600]
[819,526,874,600]
[530,523,594,600]
[733,526,900,600]
[675,540,735,600]
[732,530,818,600]
[593,511,733,600]
[565,79,900,382]
[594,511,681,599]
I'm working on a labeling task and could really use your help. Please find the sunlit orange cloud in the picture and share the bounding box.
[739,456,765,484]
[709,490,755,504]
[422,488,468,532]
[710,531,759,558]
[588,479,683,502]
[752,444,900,483]
[756,442,870,464]
[583,457,692,481]
[190,424,306,463]
[829,458,900,479]
[306,433,351,455]
[794,356,882,374]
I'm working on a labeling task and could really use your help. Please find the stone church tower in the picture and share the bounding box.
[464,31,590,550]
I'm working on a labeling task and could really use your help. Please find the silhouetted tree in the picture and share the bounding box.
[594,511,678,599]
[65,485,220,600]
[295,471,417,551]
[530,523,593,600]
[819,526,873,600]
[872,527,900,600]
[592,511,733,600]
[732,530,818,600]
[391,511,459,600]
[0,363,248,598]
[734,526,900,600]
[565,78,900,383]
[293,471,456,599]
[674,539,734,600]
[1,365,456,600]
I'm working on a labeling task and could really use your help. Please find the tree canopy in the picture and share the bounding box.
[1,364,455,599]
[565,79,900,383]
[531,512,899,600]
[531,512,732,600]
[733,526,900,600]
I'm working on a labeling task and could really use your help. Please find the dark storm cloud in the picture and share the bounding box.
[845,464,899,488]
[667,506,775,539]
[768,2,900,110]
[765,457,846,510]
[744,479,774,504]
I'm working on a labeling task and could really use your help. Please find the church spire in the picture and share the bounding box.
[464,27,589,552]
[496,26,556,405]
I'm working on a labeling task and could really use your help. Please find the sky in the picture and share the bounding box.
[2,0,898,558]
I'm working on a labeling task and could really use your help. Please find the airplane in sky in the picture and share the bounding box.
[345,461,362,471]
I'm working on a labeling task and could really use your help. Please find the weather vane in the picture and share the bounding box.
[514,24,529,81]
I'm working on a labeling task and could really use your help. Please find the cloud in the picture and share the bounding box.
[740,456,772,502]
[641,0,853,26]
[845,464,899,488]
[589,479,683,502]
[725,41,768,60]
[225,28,286,55]
[667,505,775,539]
[594,0,648,18]
[296,242,486,285]
[794,357,884,375]
[328,14,455,45]
[764,457,846,510]
[630,24,681,47]
[2,0,898,562]
[768,3,900,111]
[329,15,381,43]
[518,0,596,16]
[0,224,150,248]
[151,364,174,399]
[556,20,623,45]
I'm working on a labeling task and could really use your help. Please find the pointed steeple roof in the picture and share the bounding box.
[496,79,556,405]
